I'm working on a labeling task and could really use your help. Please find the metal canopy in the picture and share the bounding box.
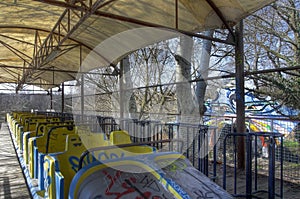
[0,0,275,90]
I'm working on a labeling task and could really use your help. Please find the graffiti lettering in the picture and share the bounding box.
[193,189,221,199]
[103,170,141,199]
[165,178,190,199]
[157,159,187,173]
[140,175,161,192]
[68,152,126,172]
[101,169,172,199]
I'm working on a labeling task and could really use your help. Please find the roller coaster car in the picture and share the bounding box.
[69,152,233,199]
[43,131,157,199]
[42,130,231,199]
[7,112,233,199]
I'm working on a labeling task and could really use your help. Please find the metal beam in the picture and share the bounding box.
[1,67,19,79]
[0,26,94,51]
[16,0,106,92]
[34,0,234,45]
[0,88,44,92]
[0,34,35,46]
[205,0,235,38]
[245,65,300,76]
[0,81,60,86]
[50,88,53,109]
[0,40,32,65]
[1,64,298,88]
[0,64,115,75]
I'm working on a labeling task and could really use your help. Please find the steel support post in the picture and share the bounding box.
[61,82,64,113]
[50,88,53,110]
[235,21,246,170]
[119,59,124,120]
[80,45,84,122]
[81,74,84,122]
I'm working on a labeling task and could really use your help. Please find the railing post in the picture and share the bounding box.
[223,134,228,190]
[213,127,217,181]
[280,135,283,198]
[268,135,276,199]
[246,134,252,199]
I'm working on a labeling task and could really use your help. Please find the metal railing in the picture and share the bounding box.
[79,114,300,198]
[222,132,284,198]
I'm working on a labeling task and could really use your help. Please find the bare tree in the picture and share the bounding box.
[129,41,177,121]
[243,0,300,116]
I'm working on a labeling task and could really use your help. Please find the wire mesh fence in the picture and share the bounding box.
[211,115,300,184]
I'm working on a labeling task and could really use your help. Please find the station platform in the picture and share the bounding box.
[0,123,32,199]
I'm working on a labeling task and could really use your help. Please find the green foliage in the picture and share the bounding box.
[283,140,299,148]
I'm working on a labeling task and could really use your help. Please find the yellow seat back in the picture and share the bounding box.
[109,130,132,145]
[28,125,76,178]
[44,134,87,199]
[23,121,74,164]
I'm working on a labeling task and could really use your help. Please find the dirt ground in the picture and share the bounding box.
[211,164,300,199]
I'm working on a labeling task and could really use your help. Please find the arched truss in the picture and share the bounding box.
[0,0,276,90]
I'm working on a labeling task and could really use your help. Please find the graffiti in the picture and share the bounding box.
[43,159,51,198]
[68,152,126,172]
[193,189,221,199]
[140,175,161,192]
[103,170,150,199]
[183,169,225,199]
[206,87,299,117]
[163,176,190,199]
[156,158,187,173]
[100,168,174,199]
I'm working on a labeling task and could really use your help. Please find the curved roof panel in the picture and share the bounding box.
[0,0,275,90]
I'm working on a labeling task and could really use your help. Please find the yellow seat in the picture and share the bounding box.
[23,121,74,164]
[18,118,49,151]
[43,134,86,199]
[109,130,132,145]
[77,126,109,149]
[90,130,156,161]
[28,125,76,179]
[12,113,33,136]
[16,115,45,146]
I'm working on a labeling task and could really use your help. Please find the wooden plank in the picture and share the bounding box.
[0,123,32,199]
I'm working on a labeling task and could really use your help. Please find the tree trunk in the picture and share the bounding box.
[120,56,137,120]
[175,36,199,154]
[176,36,198,123]
[195,30,214,120]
